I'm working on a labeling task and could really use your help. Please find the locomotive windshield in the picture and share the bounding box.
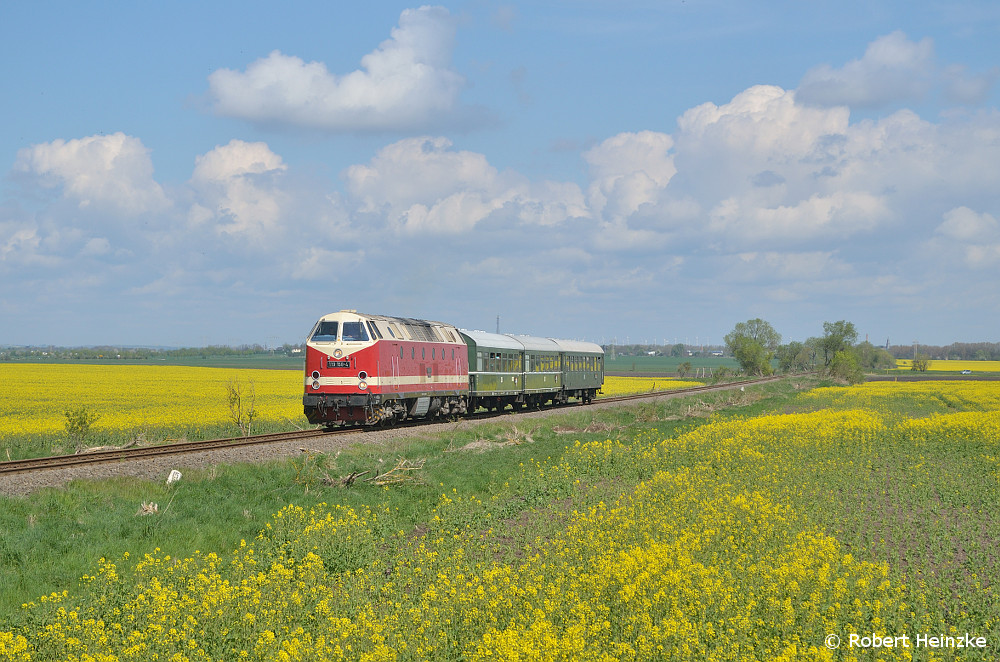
[341,321,370,342]
[311,321,339,341]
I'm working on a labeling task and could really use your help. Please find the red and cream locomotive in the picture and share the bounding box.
[303,310,470,426]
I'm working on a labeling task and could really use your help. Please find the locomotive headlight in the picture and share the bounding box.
[312,380,321,390]
[358,381,368,390]
[333,349,343,358]
[311,370,320,380]
[358,371,368,380]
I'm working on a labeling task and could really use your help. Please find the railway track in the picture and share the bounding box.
[0,376,782,476]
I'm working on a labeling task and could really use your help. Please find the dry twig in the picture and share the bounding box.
[368,458,425,486]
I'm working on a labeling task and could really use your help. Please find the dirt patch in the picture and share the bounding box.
[553,421,619,435]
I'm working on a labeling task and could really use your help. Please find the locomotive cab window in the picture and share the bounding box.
[311,321,338,341]
[341,322,369,342]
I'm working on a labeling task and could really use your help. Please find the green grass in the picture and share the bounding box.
[3,418,310,463]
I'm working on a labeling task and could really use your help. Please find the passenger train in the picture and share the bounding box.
[303,310,604,426]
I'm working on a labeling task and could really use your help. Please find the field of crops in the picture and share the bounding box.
[2,379,998,660]
[597,375,701,397]
[0,364,307,458]
[894,359,1000,372]
[0,366,695,459]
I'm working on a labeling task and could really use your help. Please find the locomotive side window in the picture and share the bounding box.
[341,322,369,342]
[311,321,339,341]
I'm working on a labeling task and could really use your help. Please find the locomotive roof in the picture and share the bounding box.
[322,310,459,330]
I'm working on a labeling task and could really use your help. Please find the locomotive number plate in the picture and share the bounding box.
[327,360,351,368]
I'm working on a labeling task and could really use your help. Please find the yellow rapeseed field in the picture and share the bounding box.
[599,375,701,397]
[0,364,305,439]
[895,359,1000,371]
[0,367,687,441]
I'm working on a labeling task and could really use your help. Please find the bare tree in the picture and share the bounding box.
[226,376,257,437]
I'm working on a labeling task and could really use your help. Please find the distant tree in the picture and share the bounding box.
[724,318,781,376]
[670,344,685,358]
[853,341,896,371]
[776,341,810,373]
[912,353,930,372]
[677,361,692,378]
[820,320,858,366]
[829,350,864,384]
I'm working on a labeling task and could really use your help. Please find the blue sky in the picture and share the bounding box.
[2,1,999,348]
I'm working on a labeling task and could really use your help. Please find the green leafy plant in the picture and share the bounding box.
[64,406,100,451]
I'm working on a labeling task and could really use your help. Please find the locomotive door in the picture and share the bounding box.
[391,344,400,392]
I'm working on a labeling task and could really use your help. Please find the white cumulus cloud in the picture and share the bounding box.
[930,206,1000,268]
[206,6,467,131]
[344,136,585,233]
[14,132,169,215]
[797,31,935,108]
[584,131,676,221]
[189,140,289,241]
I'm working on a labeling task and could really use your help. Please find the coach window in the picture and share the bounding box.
[400,347,404,359]
[433,348,436,360]
[412,347,415,360]
[422,348,426,360]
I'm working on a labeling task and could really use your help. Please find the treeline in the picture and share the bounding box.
[0,344,305,361]
[725,319,895,384]
[887,342,1000,361]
